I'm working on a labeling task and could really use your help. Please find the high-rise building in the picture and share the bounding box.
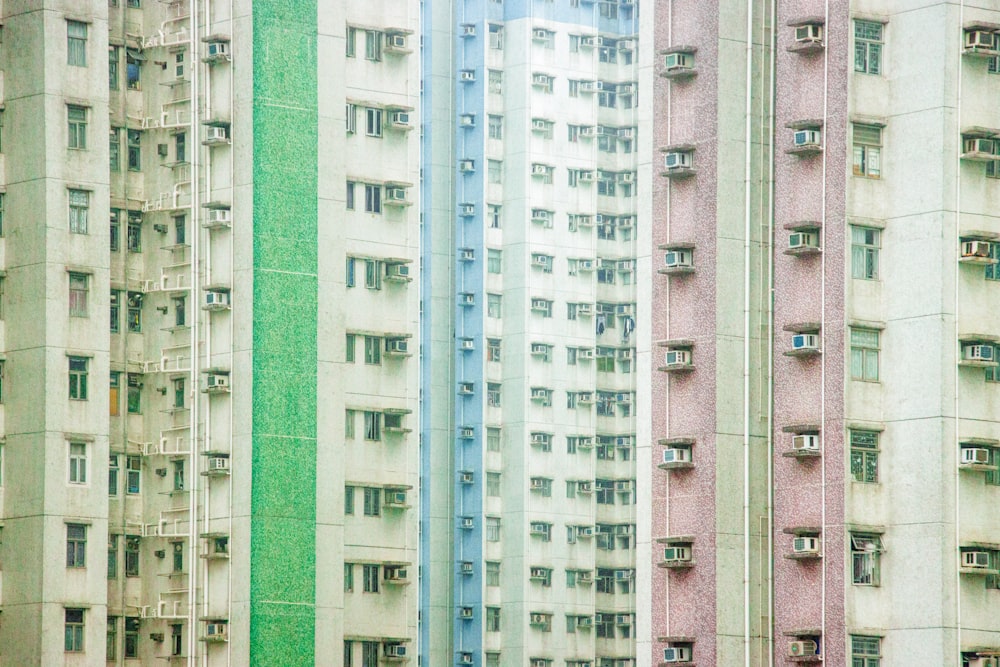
[646,1,1000,665]
[422,2,640,666]
[0,1,419,664]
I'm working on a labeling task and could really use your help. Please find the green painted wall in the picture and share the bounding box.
[250,1,318,664]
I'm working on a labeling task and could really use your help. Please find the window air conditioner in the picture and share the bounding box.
[530,342,549,355]
[532,118,548,131]
[795,24,823,43]
[792,333,819,351]
[390,111,410,126]
[531,255,550,268]
[580,81,597,93]
[459,653,474,665]
[792,434,820,451]
[459,159,475,172]
[580,125,598,137]
[578,348,594,360]
[616,303,633,316]
[460,338,474,351]
[205,291,230,308]
[207,208,232,225]
[618,172,635,183]
[664,52,693,70]
[460,292,475,305]
[461,24,476,36]
[460,248,475,261]
[965,29,996,50]
[532,28,548,40]
[576,525,594,537]
[794,129,821,147]
[577,481,593,493]
[531,209,552,222]
[386,263,410,279]
[532,164,548,175]
[615,480,633,492]
[663,152,692,170]
[460,114,475,126]
[206,374,229,389]
[386,490,407,505]
[530,387,549,399]
[665,249,693,268]
[386,187,407,202]
[461,516,474,529]
[530,567,547,579]
[578,170,596,181]
[529,612,547,624]
[458,382,474,394]
[532,73,550,86]
[962,240,992,258]
[531,433,549,445]
[530,478,546,490]
[205,126,228,142]
[530,522,549,535]
[207,41,230,58]
[385,644,407,658]
[664,350,691,366]
[615,569,633,580]
[961,447,991,465]
[385,338,408,355]
[788,232,819,249]
[663,646,691,662]
[662,448,691,464]
[207,457,229,472]
[577,570,594,583]
[615,614,631,625]
[460,561,474,574]
[530,660,548,667]
[459,426,475,439]
[577,392,593,404]
[788,640,818,657]
[793,536,821,554]
[617,83,634,95]
[460,70,476,82]
[205,623,227,640]
[577,303,594,315]
[577,616,593,628]
[618,38,635,49]
[530,299,549,311]
[459,607,474,619]
[964,344,995,361]
[963,550,991,569]
[578,259,595,270]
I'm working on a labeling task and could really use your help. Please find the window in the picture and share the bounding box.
[486,654,500,667]
[487,383,501,407]
[488,69,503,94]
[127,212,142,251]
[596,479,615,505]
[365,30,382,61]
[174,132,186,162]
[109,454,120,496]
[65,608,85,652]
[69,272,89,316]
[568,81,580,98]
[170,624,182,657]
[486,607,501,632]
[67,21,87,66]
[489,24,503,50]
[124,617,139,658]
[851,635,881,667]
[487,249,502,274]
[0,193,4,236]
[599,2,618,18]
[109,127,121,172]
[364,184,382,213]
[486,561,500,586]
[364,336,381,364]
[596,613,614,638]
[172,459,184,492]
[174,296,186,327]
[109,45,120,89]
[345,410,356,439]
[365,107,383,137]
[172,540,183,571]
[852,124,882,178]
[364,260,382,289]
[108,535,118,579]
[486,472,501,496]
[345,103,357,133]
[850,430,879,483]
[487,293,502,318]
[107,616,118,660]
[109,371,121,416]
[344,562,355,591]
[127,292,142,332]
[127,129,141,170]
[127,374,142,414]
[124,536,140,576]
[346,181,355,209]
[0,362,4,404]
[66,524,87,567]
[126,456,141,494]
[345,334,356,362]
[126,50,141,90]
[488,114,503,140]
[486,427,501,452]
[346,27,357,57]
[598,90,617,108]
[69,356,89,400]
[487,338,501,362]
[851,226,880,279]
[344,485,357,514]
[850,328,880,381]
[67,105,89,150]
[363,487,381,516]
[69,442,88,484]
[488,204,501,229]
[110,209,121,251]
[346,257,356,288]
[69,189,89,233]
[488,159,502,184]
[854,20,883,75]
[486,516,501,542]
[362,641,379,667]
[363,563,380,592]
[364,411,381,441]
[851,533,883,585]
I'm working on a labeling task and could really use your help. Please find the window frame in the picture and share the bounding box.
[849,430,880,484]
[67,20,88,67]
[67,105,88,149]
[852,123,882,179]
[65,608,86,652]
[69,356,89,400]
[850,327,881,382]
[853,19,884,75]
[69,189,90,234]
[850,533,884,586]
[851,225,881,280]
[66,523,87,567]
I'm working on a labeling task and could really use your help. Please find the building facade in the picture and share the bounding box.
[422,1,641,666]
[0,1,419,664]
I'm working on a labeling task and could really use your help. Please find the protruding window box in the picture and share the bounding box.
[201,35,232,64]
[787,17,825,53]
[384,30,414,54]
[658,242,695,275]
[200,451,230,478]
[960,233,998,264]
[786,120,824,156]
[961,129,1000,161]
[963,23,1000,57]
[202,202,232,229]
[199,532,230,560]
[382,563,412,586]
[659,46,697,80]
[782,423,822,459]
[959,438,999,472]
[202,368,231,394]
[783,527,823,561]
[658,437,695,471]
[384,182,413,207]
[660,144,696,179]
[203,286,231,311]
[382,641,410,661]
[657,339,695,373]
[202,124,231,146]
[960,543,1000,575]
[783,222,822,256]
[658,636,696,666]
[959,334,1000,368]
[783,323,822,357]
[784,628,823,662]
[383,487,412,510]
[656,536,695,569]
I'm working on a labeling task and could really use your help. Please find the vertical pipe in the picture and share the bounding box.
[956,0,965,658]
[742,0,754,664]
[766,0,777,664]
[819,0,830,651]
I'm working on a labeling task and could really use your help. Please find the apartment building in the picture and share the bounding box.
[0,1,419,664]
[422,1,640,666]
[647,1,1000,666]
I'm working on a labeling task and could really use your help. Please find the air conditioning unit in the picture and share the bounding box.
[386,490,407,506]
[615,480,633,492]
[615,569,633,580]
[789,640,818,657]
[461,516,474,529]
[386,187,407,202]
[531,343,549,355]
[531,255,550,269]
[204,126,228,143]
[663,646,691,662]
[618,172,635,184]
[460,70,476,82]
[664,52,694,70]
[663,152,692,170]
[530,567,547,579]
[530,660,548,667]
[788,232,819,249]
[578,348,594,360]
[794,129,821,147]
[664,249,693,269]
[577,570,594,584]
[580,125,598,137]
[966,29,996,50]
[579,81,597,93]
[792,333,819,351]
[618,38,634,50]
[461,24,476,36]
[530,387,550,399]
[795,23,823,44]
[205,622,228,640]
[530,522,549,535]
[532,118,548,131]
[459,426,475,439]
[576,525,594,537]
[965,137,995,155]
[577,616,593,628]
[617,83,634,95]
[386,263,410,280]
[153,223,169,233]
[961,447,991,465]
[577,392,594,404]
[459,607,474,619]
[387,33,407,49]
[459,653,474,665]
[206,374,229,390]
[617,349,633,361]
[663,546,691,563]
[577,303,594,315]
[664,350,691,366]
[530,299,549,311]
[530,478,546,490]
[383,339,408,355]
[385,644,407,658]
[460,292,474,305]
[460,113,475,126]
[964,344,995,361]
[963,550,991,569]
[792,434,820,451]
[460,561,474,574]
[460,338,474,351]
[531,432,549,445]
[458,382,474,394]
[207,208,232,225]
[532,73,550,86]
[577,481,593,493]
[532,163,548,176]
[662,448,691,464]
[532,28,548,40]
[390,111,410,127]
[207,41,230,59]
[460,248,475,261]
[459,159,475,172]
[615,614,631,625]
[793,536,821,554]
[531,209,552,222]
[962,240,992,258]
[207,457,229,472]
[616,303,634,316]
[205,291,230,308]
[577,258,595,271]
[530,613,549,626]
[578,170,596,182]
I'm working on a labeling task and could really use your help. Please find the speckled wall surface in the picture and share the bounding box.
[250,1,318,664]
